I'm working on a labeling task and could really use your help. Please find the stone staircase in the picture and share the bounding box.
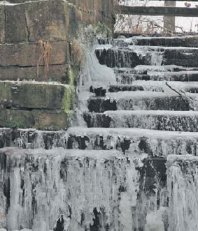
[1,36,198,230]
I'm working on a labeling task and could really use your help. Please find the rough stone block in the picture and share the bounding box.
[0,109,72,130]
[5,4,28,43]
[4,0,67,43]
[0,64,68,82]
[25,0,67,42]
[0,81,74,110]
[0,41,67,67]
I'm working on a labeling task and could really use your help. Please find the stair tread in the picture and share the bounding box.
[113,35,198,48]
[103,91,197,98]
[0,147,121,159]
[103,110,198,116]
[115,65,198,73]
[96,45,198,51]
[109,82,198,93]
[84,110,198,131]
[68,127,198,139]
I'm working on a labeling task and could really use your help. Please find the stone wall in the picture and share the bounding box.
[0,0,113,82]
[0,0,114,130]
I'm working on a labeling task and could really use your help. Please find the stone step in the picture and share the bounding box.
[88,91,193,112]
[95,46,198,68]
[115,66,198,75]
[109,82,198,93]
[2,127,198,157]
[113,36,198,48]
[116,70,198,83]
[84,110,198,132]
[0,128,67,149]
[67,127,198,156]
[0,81,74,110]
[90,79,198,97]
[90,84,144,97]
[0,109,73,130]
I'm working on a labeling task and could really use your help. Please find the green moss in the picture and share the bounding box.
[68,67,75,86]
[62,86,75,113]
[62,65,79,112]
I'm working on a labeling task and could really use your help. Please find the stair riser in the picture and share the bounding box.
[116,73,198,83]
[1,128,198,157]
[88,97,190,112]
[0,129,67,149]
[67,134,198,156]
[84,113,198,132]
[167,155,198,231]
[96,48,198,68]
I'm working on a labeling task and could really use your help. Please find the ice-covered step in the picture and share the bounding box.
[116,70,198,83]
[84,110,198,132]
[95,46,198,68]
[167,155,198,231]
[0,128,67,149]
[129,81,198,93]
[108,84,161,92]
[113,36,198,48]
[108,81,198,93]
[115,66,198,75]
[88,91,194,112]
[67,127,198,156]
[0,147,159,231]
[90,84,144,97]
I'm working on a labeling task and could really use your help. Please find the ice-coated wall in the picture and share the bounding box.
[167,155,198,231]
[0,148,143,231]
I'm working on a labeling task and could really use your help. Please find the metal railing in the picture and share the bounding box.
[114,0,198,35]
[115,1,198,17]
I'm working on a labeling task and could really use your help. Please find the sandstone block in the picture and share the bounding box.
[0,109,72,130]
[0,81,74,110]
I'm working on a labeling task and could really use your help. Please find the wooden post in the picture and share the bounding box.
[164,1,176,34]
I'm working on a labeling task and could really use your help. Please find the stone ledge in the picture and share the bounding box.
[0,81,74,110]
[0,109,73,130]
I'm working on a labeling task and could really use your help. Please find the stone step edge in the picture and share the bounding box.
[2,126,198,140]
[0,147,123,159]
[67,127,198,139]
